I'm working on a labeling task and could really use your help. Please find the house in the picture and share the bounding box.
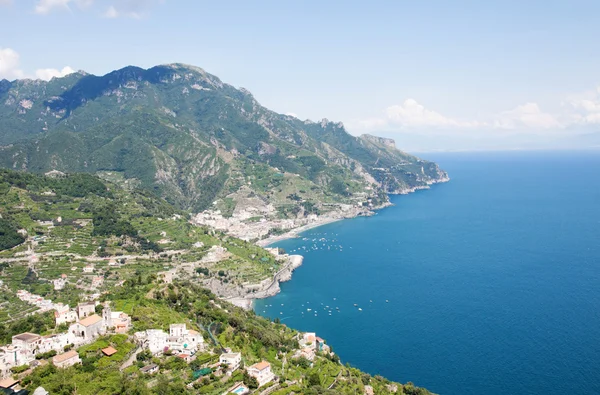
[246,361,274,387]
[12,333,42,356]
[76,302,96,319]
[0,346,28,376]
[177,353,193,363]
[364,385,374,395]
[53,277,66,291]
[140,364,158,374]
[82,265,94,273]
[294,347,315,361]
[134,324,202,356]
[52,350,81,368]
[315,337,330,353]
[54,304,77,326]
[134,329,168,355]
[91,276,104,288]
[69,314,104,341]
[102,305,131,333]
[101,347,118,357]
[219,352,242,374]
[39,333,69,354]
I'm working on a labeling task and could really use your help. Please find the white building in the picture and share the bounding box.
[134,324,203,355]
[83,265,94,273]
[53,278,66,291]
[69,314,105,341]
[76,302,96,319]
[219,352,242,374]
[246,361,274,387]
[54,304,77,326]
[52,350,81,368]
[12,333,42,356]
[38,333,70,355]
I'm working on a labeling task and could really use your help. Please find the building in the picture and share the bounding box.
[38,334,69,354]
[219,352,242,375]
[134,329,168,355]
[140,364,158,374]
[102,305,131,333]
[53,277,66,291]
[315,337,331,353]
[69,314,104,341]
[101,347,118,357]
[0,346,29,377]
[54,304,77,326]
[82,265,94,274]
[52,350,81,368]
[134,324,203,355]
[91,276,104,288]
[12,333,42,356]
[76,302,96,319]
[177,353,193,363]
[246,361,274,387]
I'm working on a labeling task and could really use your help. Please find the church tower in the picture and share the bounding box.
[102,303,112,329]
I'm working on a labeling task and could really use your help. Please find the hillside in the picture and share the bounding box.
[0,170,433,395]
[0,64,447,216]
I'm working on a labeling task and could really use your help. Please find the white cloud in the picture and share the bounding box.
[351,99,481,132]
[0,48,24,79]
[34,0,72,14]
[494,102,562,129]
[385,99,480,128]
[34,0,162,17]
[103,0,164,19]
[566,86,600,125]
[35,66,75,81]
[0,48,74,81]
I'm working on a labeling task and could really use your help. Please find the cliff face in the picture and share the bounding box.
[0,64,448,212]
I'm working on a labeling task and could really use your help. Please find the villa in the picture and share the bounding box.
[54,304,77,326]
[219,352,242,375]
[246,361,274,387]
[134,324,203,356]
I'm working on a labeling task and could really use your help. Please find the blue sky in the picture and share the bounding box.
[1,0,600,150]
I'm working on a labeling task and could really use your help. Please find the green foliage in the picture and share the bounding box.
[0,217,24,251]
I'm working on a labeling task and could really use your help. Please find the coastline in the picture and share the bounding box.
[222,178,450,310]
[256,216,347,247]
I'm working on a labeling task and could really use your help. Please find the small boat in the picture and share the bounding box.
[307,308,312,312]
[353,303,358,307]
[358,308,362,311]
[386,300,389,303]
[280,312,283,315]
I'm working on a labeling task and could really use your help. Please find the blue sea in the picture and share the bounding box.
[254,151,600,395]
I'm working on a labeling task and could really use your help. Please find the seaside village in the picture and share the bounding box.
[0,290,335,394]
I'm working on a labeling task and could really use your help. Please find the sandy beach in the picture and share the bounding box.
[256,216,346,247]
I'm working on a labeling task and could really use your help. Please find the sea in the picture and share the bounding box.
[254,150,600,395]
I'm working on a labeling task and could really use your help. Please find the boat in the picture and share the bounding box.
[353,303,358,307]
[307,308,312,312]
[358,308,362,311]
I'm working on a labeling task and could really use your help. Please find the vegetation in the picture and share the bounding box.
[0,64,446,213]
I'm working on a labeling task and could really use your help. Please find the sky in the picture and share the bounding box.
[1,0,600,151]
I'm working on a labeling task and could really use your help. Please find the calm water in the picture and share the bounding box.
[255,151,600,395]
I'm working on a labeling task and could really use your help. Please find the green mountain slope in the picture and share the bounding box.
[0,64,447,212]
[0,170,434,395]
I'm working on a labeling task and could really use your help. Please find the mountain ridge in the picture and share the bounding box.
[0,63,448,215]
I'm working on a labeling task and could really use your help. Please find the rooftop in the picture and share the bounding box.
[250,361,270,371]
[12,332,41,342]
[101,346,118,356]
[140,364,158,373]
[53,350,79,364]
[0,378,18,389]
[78,314,102,327]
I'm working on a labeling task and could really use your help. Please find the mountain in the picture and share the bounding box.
[0,64,447,213]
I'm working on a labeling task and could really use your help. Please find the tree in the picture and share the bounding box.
[308,371,321,386]
[243,371,259,389]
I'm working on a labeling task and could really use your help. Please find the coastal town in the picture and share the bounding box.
[0,290,337,395]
